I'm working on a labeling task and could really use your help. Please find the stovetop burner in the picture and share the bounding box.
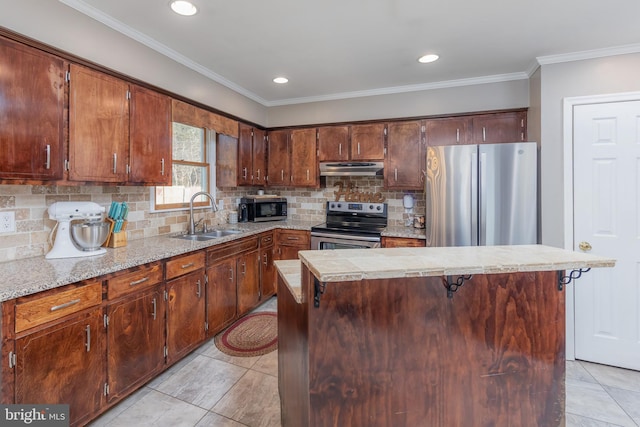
[311,201,388,237]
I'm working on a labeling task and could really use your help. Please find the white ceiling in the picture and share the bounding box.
[59,0,640,107]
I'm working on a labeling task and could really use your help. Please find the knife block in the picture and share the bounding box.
[103,218,128,248]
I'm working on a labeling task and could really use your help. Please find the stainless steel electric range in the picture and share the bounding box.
[310,201,388,250]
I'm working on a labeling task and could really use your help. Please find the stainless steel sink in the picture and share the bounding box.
[172,229,244,241]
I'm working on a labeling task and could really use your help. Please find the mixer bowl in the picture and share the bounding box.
[71,222,110,251]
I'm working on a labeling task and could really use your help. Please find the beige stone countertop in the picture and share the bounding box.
[273,260,302,303]
[297,245,615,283]
[381,225,427,239]
[0,220,315,302]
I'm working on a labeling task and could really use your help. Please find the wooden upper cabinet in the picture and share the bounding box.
[0,37,66,181]
[238,124,267,186]
[266,130,290,186]
[385,120,425,190]
[290,128,318,187]
[472,111,527,144]
[425,117,471,146]
[129,85,172,185]
[68,64,129,182]
[317,124,385,162]
[217,133,238,188]
[317,126,349,161]
[350,123,385,160]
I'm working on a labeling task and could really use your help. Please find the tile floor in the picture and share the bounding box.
[90,297,640,427]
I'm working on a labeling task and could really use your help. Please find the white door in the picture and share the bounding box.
[573,100,640,370]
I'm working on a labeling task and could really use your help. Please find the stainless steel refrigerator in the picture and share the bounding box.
[425,142,537,247]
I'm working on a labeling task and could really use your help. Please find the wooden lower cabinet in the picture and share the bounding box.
[166,270,206,364]
[106,284,165,402]
[206,257,238,336]
[382,236,426,248]
[15,307,105,426]
[260,232,277,298]
[236,249,260,317]
[277,229,310,260]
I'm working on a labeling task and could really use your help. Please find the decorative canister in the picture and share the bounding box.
[228,211,238,224]
[413,214,425,229]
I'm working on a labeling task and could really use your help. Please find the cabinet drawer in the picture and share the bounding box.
[278,230,310,246]
[166,252,205,280]
[106,262,163,300]
[207,237,259,265]
[15,281,102,333]
[260,232,274,247]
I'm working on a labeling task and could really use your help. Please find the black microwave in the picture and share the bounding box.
[239,197,287,222]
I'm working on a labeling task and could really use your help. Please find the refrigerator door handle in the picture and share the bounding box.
[470,150,479,246]
[478,150,488,246]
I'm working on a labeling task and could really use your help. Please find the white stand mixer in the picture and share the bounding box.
[46,202,107,259]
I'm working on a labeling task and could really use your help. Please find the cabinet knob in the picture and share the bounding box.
[578,241,592,252]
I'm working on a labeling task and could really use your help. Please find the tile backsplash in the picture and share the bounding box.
[0,177,424,263]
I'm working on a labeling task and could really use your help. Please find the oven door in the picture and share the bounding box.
[311,232,381,250]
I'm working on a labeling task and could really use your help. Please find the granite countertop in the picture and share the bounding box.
[273,260,302,303]
[381,225,426,239]
[0,220,316,302]
[296,245,615,283]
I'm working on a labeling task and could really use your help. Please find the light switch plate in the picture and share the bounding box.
[0,211,16,233]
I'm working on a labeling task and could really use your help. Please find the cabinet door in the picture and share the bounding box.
[260,244,277,298]
[267,130,290,186]
[253,128,267,186]
[238,124,253,185]
[216,133,238,187]
[206,258,237,336]
[426,117,471,146]
[129,85,172,184]
[166,270,205,363]
[351,123,385,160]
[15,308,105,426]
[290,128,318,187]
[237,250,260,316]
[385,120,425,190]
[0,37,65,180]
[69,64,129,182]
[107,285,165,402]
[317,126,349,161]
[472,112,527,144]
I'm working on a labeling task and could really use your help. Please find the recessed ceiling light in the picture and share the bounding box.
[273,77,289,84]
[170,1,198,16]
[418,54,439,64]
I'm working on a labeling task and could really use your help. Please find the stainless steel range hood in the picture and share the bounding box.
[319,161,384,177]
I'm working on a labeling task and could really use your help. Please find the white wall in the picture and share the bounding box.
[539,53,640,247]
[267,80,530,127]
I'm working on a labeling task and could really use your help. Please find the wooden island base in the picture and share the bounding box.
[278,265,566,427]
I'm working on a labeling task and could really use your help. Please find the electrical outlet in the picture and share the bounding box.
[218,200,224,210]
[0,211,16,233]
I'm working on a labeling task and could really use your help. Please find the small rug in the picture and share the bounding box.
[214,312,278,357]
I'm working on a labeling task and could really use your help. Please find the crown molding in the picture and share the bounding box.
[537,43,640,65]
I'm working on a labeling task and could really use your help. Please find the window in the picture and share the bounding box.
[153,122,215,211]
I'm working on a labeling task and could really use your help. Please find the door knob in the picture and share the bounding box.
[578,241,592,252]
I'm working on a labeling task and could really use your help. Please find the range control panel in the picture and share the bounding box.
[327,202,387,215]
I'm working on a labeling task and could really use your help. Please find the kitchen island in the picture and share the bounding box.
[275,245,614,427]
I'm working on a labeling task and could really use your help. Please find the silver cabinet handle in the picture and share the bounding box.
[85,325,91,352]
[152,297,157,320]
[394,168,398,181]
[256,169,261,181]
[243,167,248,179]
[181,262,194,269]
[281,170,284,181]
[8,351,16,369]
[306,169,309,181]
[50,298,80,312]
[229,268,234,281]
[339,143,342,156]
[482,127,486,142]
[456,129,460,143]
[196,279,202,298]
[161,158,165,176]
[113,153,117,174]
[263,253,268,266]
[45,144,51,170]
[130,277,149,286]
[241,262,246,275]
[287,236,299,241]
[357,142,361,155]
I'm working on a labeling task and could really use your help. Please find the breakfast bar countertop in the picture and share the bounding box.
[296,244,615,283]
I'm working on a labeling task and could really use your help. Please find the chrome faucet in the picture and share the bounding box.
[188,191,218,235]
